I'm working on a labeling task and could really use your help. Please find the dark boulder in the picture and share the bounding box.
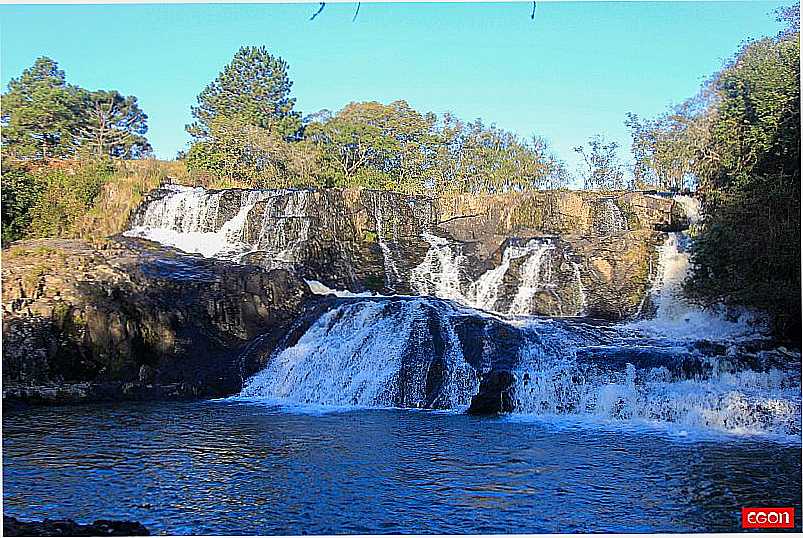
[3,516,149,537]
[467,370,518,415]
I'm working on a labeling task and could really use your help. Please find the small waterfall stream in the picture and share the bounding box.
[629,195,763,340]
[411,235,582,317]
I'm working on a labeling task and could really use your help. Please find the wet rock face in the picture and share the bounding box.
[127,186,682,318]
[3,516,149,537]
[2,238,310,404]
[236,295,537,410]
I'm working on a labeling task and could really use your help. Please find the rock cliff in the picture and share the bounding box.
[2,238,310,404]
[3,186,692,406]
[127,186,679,319]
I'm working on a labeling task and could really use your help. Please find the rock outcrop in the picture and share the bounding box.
[3,516,149,537]
[2,186,694,406]
[2,237,310,404]
[128,186,680,319]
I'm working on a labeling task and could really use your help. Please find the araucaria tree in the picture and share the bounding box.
[1,57,151,160]
[77,90,151,159]
[187,46,302,141]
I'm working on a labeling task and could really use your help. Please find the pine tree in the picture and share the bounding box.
[0,57,83,159]
[76,90,151,158]
[187,46,301,140]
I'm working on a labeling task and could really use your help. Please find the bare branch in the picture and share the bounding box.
[310,2,325,21]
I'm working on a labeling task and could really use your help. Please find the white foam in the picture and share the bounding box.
[238,299,479,410]
[305,280,380,298]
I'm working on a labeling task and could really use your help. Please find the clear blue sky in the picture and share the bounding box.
[0,1,785,183]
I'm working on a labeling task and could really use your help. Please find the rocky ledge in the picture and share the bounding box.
[3,516,148,537]
[2,237,311,405]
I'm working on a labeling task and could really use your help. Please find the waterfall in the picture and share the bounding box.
[235,294,800,438]
[674,195,701,226]
[507,241,557,315]
[572,262,587,315]
[126,186,331,271]
[126,185,279,260]
[409,232,467,301]
[630,195,764,339]
[249,190,314,264]
[594,198,628,235]
[370,197,403,290]
[409,235,574,316]
[470,239,552,313]
[239,298,479,410]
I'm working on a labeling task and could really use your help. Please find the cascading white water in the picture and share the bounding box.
[129,186,798,440]
[371,198,403,290]
[249,190,314,263]
[126,185,275,259]
[630,195,763,340]
[595,198,629,235]
[239,299,479,410]
[508,241,557,315]
[411,235,587,317]
[410,232,467,301]
[470,240,549,312]
[510,351,801,438]
[126,186,328,269]
[571,262,587,315]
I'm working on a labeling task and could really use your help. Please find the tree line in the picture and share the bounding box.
[626,5,800,338]
[182,46,572,194]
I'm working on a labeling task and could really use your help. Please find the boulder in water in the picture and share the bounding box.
[3,516,149,536]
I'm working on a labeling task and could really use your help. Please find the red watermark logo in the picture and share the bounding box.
[741,507,795,528]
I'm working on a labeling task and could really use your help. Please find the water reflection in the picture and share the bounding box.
[3,401,801,534]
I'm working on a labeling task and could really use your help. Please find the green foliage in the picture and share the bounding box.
[187,46,302,141]
[1,162,47,243]
[623,8,800,337]
[305,100,439,192]
[574,135,626,190]
[2,161,116,243]
[689,20,800,338]
[76,90,151,159]
[186,116,322,188]
[0,58,84,159]
[703,35,800,190]
[304,103,570,194]
[688,176,800,336]
[27,161,115,238]
[625,102,709,191]
[1,57,151,160]
[183,47,570,194]
[433,114,569,194]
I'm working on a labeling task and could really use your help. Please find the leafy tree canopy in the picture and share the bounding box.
[630,5,801,337]
[574,135,626,190]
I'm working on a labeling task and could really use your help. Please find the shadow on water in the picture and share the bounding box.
[3,400,801,534]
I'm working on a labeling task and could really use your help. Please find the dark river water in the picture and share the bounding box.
[3,400,801,534]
